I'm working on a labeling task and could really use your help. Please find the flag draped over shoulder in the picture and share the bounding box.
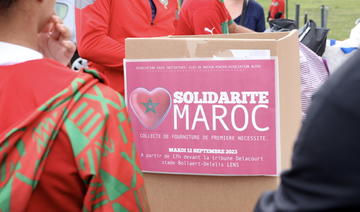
[0,69,143,212]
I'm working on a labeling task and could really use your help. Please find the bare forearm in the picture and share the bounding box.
[229,23,255,33]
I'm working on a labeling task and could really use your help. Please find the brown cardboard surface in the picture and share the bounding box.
[125,31,301,212]
[170,31,293,40]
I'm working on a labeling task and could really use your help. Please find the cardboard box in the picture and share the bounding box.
[125,31,301,212]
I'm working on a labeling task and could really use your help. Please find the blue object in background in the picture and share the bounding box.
[329,39,337,46]
[341,47,358,54]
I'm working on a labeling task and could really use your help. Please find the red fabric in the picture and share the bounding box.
[76,0,178,94]
[0,59,84,211]
[269,0,285,19]
[0,59,77,133]
[26,131,86,212]
[175,0,232,35]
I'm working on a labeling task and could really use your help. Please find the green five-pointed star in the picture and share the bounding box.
[141,98,159,113]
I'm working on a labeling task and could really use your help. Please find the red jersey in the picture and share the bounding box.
[269,0,285,19]
[76,0,178,94]
[0,59,144,211]
[175,0,233,35]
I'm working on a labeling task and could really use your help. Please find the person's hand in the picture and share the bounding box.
[38,15,76,66]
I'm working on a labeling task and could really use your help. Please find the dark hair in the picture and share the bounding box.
[0,0,15,10]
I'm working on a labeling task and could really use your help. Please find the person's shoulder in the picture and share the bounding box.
[316,51,360,109]
[18,58,78,79]
[14,58,70,71]
[186,0,220,9]
[3,58,79,90]
[249,0,264,9]
[93,83,124,106]
[246,0,264,17]
[29,58,70,69]
[77,70,126,114]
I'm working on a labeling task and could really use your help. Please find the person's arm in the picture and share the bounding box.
[64,80,149,211]
[229,23,254,33]
[278,0,285,18]
[255,52,360,212]
[274,12,283,19]
[267,10,271,22]
[75,0,124,68]
[225,2,254,34]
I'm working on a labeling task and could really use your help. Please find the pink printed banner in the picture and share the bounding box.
[124,59,279,176]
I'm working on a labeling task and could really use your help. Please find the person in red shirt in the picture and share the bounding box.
[175,0,253,35]
[0,0,148,211]
[267,0,285,21]
[76,0,179,95]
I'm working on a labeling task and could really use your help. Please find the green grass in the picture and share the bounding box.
[256,0,360,40]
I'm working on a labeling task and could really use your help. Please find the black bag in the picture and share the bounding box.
[299,20,329,56]
[268,19,297,32]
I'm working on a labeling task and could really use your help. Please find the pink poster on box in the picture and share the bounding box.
[124,58,279,176]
